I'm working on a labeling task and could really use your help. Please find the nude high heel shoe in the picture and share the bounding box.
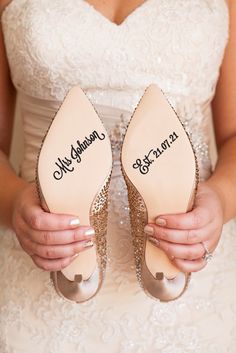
[121,84,199,301]
[36,85,112,303]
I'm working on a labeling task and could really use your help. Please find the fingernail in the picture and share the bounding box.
[148,236,160,246]
[84,240,94,248]
[70,218,80,226]
[144,225,154,235]
[84,229,95,236]
[156,218,166,226]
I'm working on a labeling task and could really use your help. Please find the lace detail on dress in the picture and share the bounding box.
[1,217,236,353]
[1,0,228,177]
[1,0,229,109]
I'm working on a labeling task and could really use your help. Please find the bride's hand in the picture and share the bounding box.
[144,182,224,272]
[12,182,95,271]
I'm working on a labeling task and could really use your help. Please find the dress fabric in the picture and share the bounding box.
[1,0,236,352]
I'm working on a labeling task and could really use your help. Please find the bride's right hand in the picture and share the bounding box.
[11,182,95,271]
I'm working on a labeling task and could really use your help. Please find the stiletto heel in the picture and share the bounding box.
[121,84,199,301]
[36,85,112,303]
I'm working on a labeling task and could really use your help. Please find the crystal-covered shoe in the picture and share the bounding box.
[121,84,199,301]
[36,85,112,303]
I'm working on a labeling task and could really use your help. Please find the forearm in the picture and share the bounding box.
[206,135,236,223]
[0,150,28,228]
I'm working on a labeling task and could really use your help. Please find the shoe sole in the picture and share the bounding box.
[121,84,199,301]
[36,85,112,302]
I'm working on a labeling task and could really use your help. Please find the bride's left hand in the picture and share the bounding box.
[144,182,224,272]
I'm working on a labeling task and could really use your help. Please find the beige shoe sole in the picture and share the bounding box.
[36,85,112,303]
[121,84,199,301]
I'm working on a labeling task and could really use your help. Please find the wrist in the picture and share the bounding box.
[6,178,29,229]
[205,178,227,222]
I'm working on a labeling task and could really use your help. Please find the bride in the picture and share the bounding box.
[0,0,236,352]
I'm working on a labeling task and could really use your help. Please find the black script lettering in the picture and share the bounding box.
[133,150,154,175]
[143,150,154,166]
[81,140,89,150]
[91,130,105,141]
[75,140,84,154]
[53,130,106,181]
[133,159,148,175]
[71,145,82,163]
[53,157,74,180]
[132,131,180,175]
[85,136,93,145]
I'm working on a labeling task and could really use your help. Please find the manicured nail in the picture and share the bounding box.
[148,236,160,247]
[84,229,95,236]
[70,218,80,226]
[144,225,154,236]
[156,218,166,226]
[84,240,94,248]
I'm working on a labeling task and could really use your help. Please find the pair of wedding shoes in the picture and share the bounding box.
[36,84,199,303]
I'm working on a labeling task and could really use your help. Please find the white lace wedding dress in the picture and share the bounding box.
[1,0,236,352]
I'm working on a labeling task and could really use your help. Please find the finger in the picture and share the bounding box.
[29,227,95,245]
[31,254,77,272]
[13,214,31,241]
[144,223,213,245]
[26,238,94,259]
[201,240,215,259]
[18,238,35,256]
[155,206,212,230]
[172,258,207,273]
[23,204,82,231]
[150,239,205,261]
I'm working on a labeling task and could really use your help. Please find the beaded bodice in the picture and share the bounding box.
[1,0,228,104]
[1,0,229,180]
